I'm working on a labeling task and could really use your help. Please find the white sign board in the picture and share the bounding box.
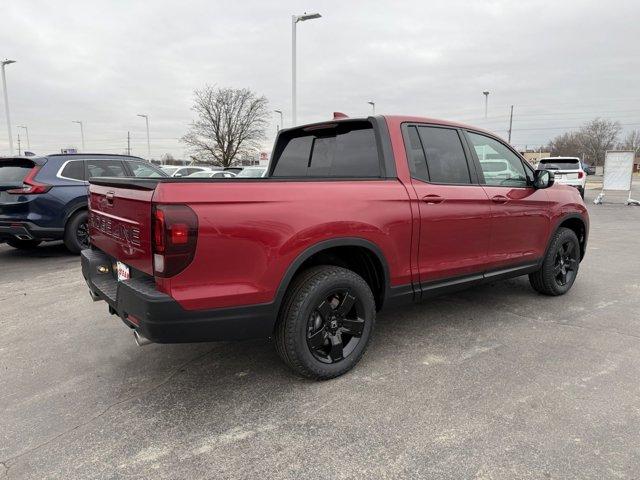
[603,151,634,191]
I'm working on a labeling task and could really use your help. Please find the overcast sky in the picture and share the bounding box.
[2,0,639,158]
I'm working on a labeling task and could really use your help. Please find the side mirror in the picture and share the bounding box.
[534,169,554,189]
[174,173,183,177]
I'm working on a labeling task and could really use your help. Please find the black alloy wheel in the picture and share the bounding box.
[553,240,578,287]
[529,227,581,296]
[275,265,376,380]
[64,210,89,254]
[76,221,90,249]
[306,289,366,364]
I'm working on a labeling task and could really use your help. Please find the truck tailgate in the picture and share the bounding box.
[89,182,155,275]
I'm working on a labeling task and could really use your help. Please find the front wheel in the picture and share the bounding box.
[275,265,376,380]
[529,227,581,296]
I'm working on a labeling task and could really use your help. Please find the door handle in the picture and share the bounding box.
[422,194,444,205]
[491,195,508,204]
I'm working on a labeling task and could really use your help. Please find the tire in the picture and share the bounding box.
[578,187,585,199]
[6,239,42,250]
[64,210,89,254]
[275,265,376,380]
[529,227,581,296]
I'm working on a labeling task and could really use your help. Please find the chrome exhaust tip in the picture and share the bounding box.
[133,330,152,347]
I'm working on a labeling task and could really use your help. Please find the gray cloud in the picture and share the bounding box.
[2,0,639,157]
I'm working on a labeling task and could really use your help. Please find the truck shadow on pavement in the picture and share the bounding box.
[103,278,536,408]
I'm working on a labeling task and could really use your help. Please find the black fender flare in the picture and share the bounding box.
[272,237,391,315]
[545,213,588,260]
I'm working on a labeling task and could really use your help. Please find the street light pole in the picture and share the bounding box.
[72,121,85,151]
[292,12,321,126]
[274,109,283,131]
[483,91,490,119]
[137,114,151,158]
[367,101,375,115]
[17,125,30,150]
[1,59,16,155]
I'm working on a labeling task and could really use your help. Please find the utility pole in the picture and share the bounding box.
[507,105,514,143]
[72,121,85,151]
[137,114,151,159]
[1,59,17,155]
[292,12,322,126]
[17,133,21,156]
[127,131,131,155]
[17,125,29,150]
[274,109,283,131]
[483,91,490,119]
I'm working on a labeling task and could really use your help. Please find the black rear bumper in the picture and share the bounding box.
[81,249,275,343]
[0,221,63,242]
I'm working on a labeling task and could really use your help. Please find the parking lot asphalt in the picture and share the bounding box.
[2,189,640,480]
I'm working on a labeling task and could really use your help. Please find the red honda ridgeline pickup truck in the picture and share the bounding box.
[82,115,589,379]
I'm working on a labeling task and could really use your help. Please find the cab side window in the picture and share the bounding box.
[405,126,429,182]
[466,132,528,187]
[417,126,471,184]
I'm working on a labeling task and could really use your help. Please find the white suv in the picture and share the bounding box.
[536,157,586,198]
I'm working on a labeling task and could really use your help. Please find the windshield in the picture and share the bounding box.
[236,167,266,178]
[538,159,580,170]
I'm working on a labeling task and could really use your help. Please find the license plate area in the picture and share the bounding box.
[116,261,130,281]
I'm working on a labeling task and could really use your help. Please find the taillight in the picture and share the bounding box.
[577,171,584,179]
[151,204,198,277]
[6,166,52,194]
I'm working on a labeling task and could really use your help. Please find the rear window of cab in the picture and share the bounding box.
[270,121,381,178]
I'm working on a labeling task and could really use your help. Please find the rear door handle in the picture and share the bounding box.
[422,194,444,205]
[491,195,508,204]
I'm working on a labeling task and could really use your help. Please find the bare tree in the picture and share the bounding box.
[619,129,640,153]
[547,131,583,157]
[181,86,269,167]
[578,118,621,166]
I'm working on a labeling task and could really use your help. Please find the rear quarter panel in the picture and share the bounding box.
[153,179,413,310]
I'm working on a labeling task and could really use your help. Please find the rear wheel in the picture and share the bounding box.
[275,265,376,380]
[6,239,42,250]
[529,227,580,296]
[64,210,89,254]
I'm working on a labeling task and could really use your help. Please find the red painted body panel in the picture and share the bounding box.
[153,179,413,310]
[87,115,589,315]
[88,184,154,275]
[411,181,492,282]
[481,185,552,270]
